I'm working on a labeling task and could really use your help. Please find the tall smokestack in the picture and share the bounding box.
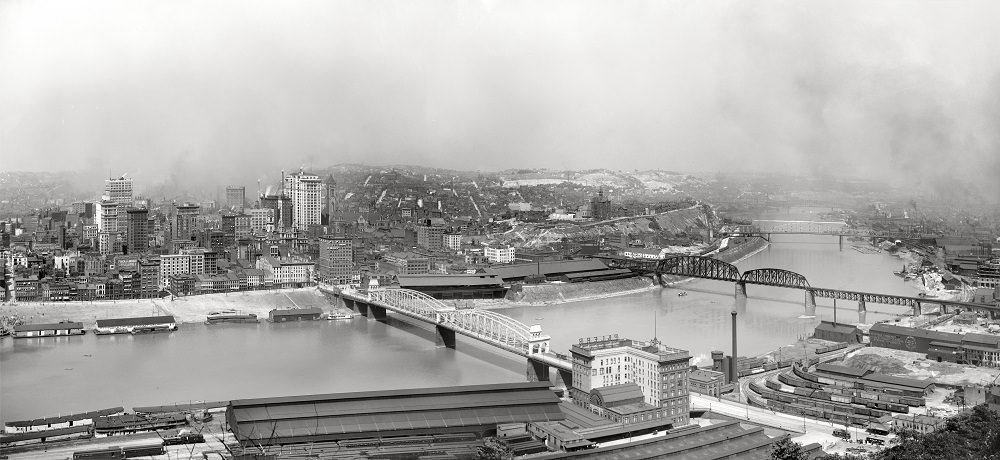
[731,310,738,384]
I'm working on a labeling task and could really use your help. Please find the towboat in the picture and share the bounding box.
[678,291,688,297]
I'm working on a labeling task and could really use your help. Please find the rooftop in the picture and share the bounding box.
[396,273,503,288]
[226,382,562,446]
[571,335,689,361]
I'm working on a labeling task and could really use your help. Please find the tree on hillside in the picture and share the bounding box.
[873,405,1000,460]
[770,436,805,460]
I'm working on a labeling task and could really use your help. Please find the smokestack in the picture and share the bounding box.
[731,310,738,384]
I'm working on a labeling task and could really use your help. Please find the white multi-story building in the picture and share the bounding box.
[284,169,323,231]
[95,200,118,233]
[104,176,133,206]
[159,254,191,288]
[248,208,275,233]
[569,335,691,426]
[485,245,516,264]
[257,256,314,287]
[443,233,463,252]
[179,248,206,276]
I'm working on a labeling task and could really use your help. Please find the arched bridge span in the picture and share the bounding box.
[655,256,741,282]
[740,268,811,289]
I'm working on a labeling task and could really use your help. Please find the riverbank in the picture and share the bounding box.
[502,277,656,306]
[662,236,770,285]
[0,288,332,326]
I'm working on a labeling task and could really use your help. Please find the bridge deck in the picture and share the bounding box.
[326,285,572,371]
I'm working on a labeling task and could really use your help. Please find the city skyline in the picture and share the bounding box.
[2,0,999,203]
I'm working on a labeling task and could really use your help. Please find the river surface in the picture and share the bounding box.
[0,207,921,422]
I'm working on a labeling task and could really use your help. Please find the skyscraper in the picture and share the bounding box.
[95,200,118,233]
[126,208,149,254]
[104,175,133,206]
[226,186,246,213]
[173,203,200,241]
[284,169,323,231]
[318,236,354,285]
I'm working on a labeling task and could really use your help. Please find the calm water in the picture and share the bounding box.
[0,209,920,422]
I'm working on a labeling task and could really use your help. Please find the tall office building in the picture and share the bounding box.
[95,200,119,233]
[226,186,246,213]
[284,169,323,231]
[105,175,133,206]
[260,195,293,231]
[125,208,149,254]
[173,203,200,241]
[318,236,354,285]
[570,335,691,427]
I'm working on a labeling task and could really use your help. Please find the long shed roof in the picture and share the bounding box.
[492,259,608,280]
[96,316,176,327]
[226,382,563,445]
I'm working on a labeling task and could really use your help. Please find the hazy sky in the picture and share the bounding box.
[1,0,998,200]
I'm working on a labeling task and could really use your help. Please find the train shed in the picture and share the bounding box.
[226,382,563,446]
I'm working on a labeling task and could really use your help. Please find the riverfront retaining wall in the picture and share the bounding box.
[506,277,655,305]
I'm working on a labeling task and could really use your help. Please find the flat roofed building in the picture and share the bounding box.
[570,335,691,427]
[396,272,508,299]
[493,259,610,283]
[531,421,821,460]
[226,382,563,446]
[689,368,726,397]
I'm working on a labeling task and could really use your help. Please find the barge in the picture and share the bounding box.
[95,316,178,335]
[267,307,324,322]
[11,321,86,339]
[205,310,259,324]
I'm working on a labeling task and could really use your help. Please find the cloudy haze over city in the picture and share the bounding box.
[2,0,999,200]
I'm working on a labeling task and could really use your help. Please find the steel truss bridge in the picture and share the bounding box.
[601,255,999,317]
[719,220,940,240]
[318,284,572,381]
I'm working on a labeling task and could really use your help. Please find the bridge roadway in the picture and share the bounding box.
[600,255,1000,318]
[719,220,941,241]
[318,284,573,384]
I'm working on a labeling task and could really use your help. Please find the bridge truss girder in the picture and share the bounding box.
[368,288,533,356]
[811,288,919,307]
[741,268,811,289]
[656,256,741,282]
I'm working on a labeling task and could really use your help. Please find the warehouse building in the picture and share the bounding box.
[226,382,563,446]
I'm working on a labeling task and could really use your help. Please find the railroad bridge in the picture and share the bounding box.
[718,220,940,249]
[603,255,1000,318]
[318,284,573,385]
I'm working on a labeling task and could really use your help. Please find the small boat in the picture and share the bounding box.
[678,291,688,297]
[326,312,357,320]
[206,311,259,324]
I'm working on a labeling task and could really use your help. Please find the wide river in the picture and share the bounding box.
[0,208,921,422]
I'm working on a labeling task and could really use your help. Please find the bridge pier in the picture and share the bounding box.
[369,304,387,322]
[355,301,369,317]
[557,368,573,389]
[436,325,456,349]
[343,298,355,311]
[839,235,843,251]
[734,281,747,312]
[912,301,922,317]
[526,358,551,383]
[804,290,817,317]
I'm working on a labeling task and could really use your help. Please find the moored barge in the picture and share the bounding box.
[95,316,178,335]
[11,321,86,339]
[205,310,259,324]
